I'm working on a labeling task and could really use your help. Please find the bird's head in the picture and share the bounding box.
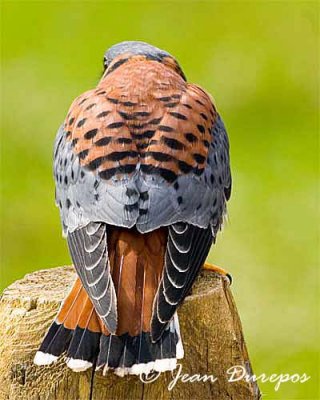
[103,41,186,80]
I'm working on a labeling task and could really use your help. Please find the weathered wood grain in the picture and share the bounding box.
[0,266,260,400]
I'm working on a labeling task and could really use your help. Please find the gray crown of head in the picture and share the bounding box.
[104,41,172,67]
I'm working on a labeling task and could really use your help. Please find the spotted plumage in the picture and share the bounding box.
[35,41,231,376]
[64,56,214,183]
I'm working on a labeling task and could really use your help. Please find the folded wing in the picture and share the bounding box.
[67,222,117,333]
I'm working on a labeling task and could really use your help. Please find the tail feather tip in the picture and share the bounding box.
[112,358,178,377]
[67,358,93,372]
[34,351,58,366]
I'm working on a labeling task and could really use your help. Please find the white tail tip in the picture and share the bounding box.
[34,351,58,366]
[66,358,93,372]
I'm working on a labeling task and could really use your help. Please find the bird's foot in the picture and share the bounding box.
[203,262,232,284]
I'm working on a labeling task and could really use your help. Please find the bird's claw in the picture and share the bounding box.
[203,262,232,285]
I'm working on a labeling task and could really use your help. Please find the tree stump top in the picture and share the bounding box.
[0,266,261,400]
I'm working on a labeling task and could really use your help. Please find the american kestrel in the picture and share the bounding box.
[34,41,231,376]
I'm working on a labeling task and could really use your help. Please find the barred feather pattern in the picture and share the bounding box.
[67,222,117,333]
[53,55,230,237]
[151,223,213,341]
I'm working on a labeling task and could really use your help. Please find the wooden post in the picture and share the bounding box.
[0,266,261,400]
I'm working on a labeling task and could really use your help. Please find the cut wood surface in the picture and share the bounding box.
[0,266,261,400]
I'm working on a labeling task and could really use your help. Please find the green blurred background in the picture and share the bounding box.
[1,1,319,399]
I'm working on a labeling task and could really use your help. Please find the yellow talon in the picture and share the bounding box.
[203,262,232,284]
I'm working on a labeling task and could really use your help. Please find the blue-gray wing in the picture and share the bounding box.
[151,115,231,341]
[67,222,117,333]
[54,127,119,332]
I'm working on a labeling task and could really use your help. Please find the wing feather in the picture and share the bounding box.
[151,223,213,342]
[67,222,117,333]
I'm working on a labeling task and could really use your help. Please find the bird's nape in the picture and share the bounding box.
[102,40,187,81]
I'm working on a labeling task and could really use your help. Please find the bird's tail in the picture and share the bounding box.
[34,228,184,375]
[34,277,101,371]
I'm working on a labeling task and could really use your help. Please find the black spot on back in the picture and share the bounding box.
[158,125,174,132]
[185,133,197,143]
[97,111,110,118]
[178,160,193,173]
[143,151,173,162]
[122,101,137,107]
[107,58,129,74]
[107,151,138,162]
[117,137,132,144]
[203,140,210,148]
[95,137,112,146]
[78,149,89,160]
[107,97,119,104]
[193,153,206,164]
[149,118,162,125]
[200,113,208,121]
[131,130,155,140]
[107,122,125,129]
[129,123,148,130]
[77,118,86,128]
[158,96,171,102]
[140,164,177,183]
[78,98,87,106]
[183,103,192,109]
[118,111,135,120]
[99,164,136,180]
[137,143,149,150]
[193,167,204,176]
[162,137,185,150]
[169,112,187,120]
[87,157,104,170]
[146,54,163,62]
[84,129,98,140]
[165,102,179,108]
[196,99,205,106]
[134,111,150,117]
[85,103,96,111]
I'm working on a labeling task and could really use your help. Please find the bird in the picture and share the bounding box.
[34,41,231,377]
